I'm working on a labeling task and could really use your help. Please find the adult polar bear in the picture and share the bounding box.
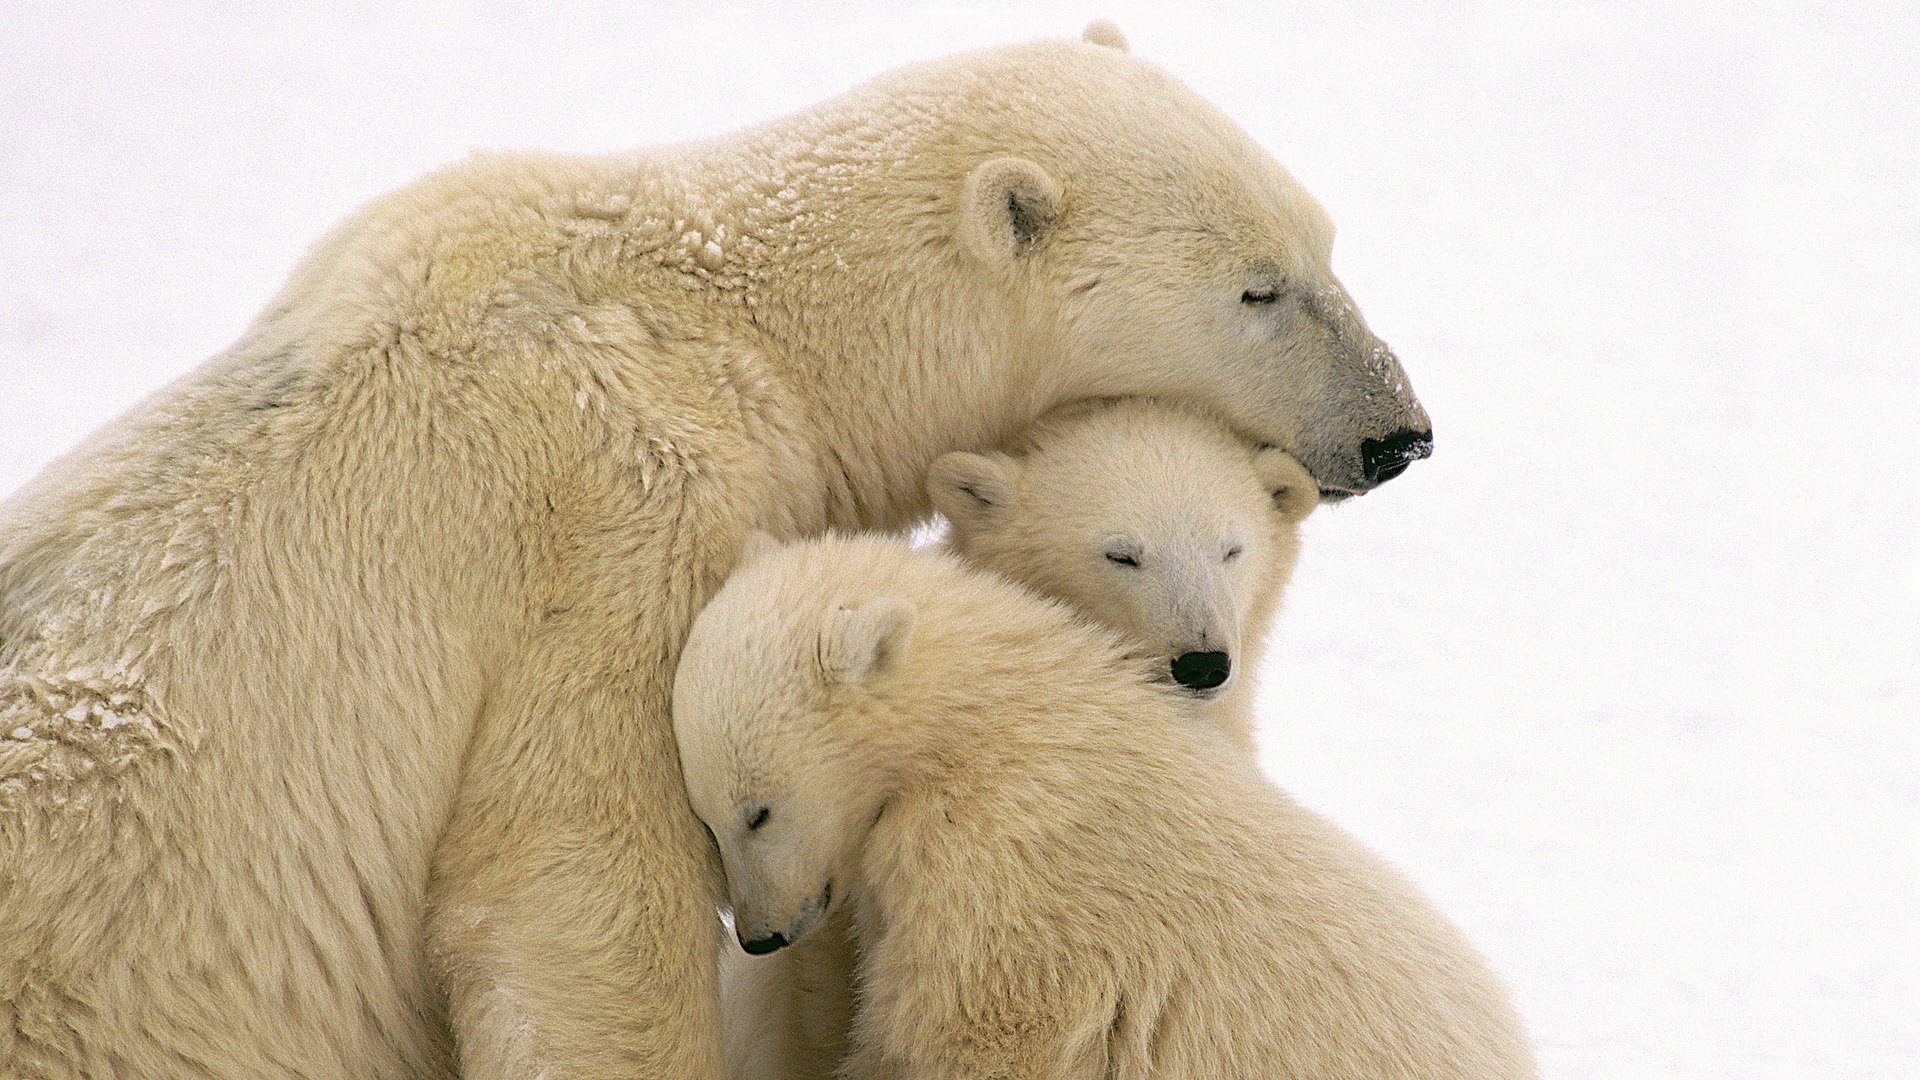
[0,22,1428,1080]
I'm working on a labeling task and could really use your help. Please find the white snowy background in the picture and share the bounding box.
[3,2,1915,1076]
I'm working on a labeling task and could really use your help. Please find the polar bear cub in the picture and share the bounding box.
[676,533,1536,1080]
[930,397,1318,750]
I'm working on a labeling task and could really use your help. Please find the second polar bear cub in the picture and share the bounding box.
[675,534,1537,1079]
[929,397,1319,750]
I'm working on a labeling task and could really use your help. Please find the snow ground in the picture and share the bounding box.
[3,2,1916,1076]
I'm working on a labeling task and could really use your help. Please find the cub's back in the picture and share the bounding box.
[853,638,1532,1079]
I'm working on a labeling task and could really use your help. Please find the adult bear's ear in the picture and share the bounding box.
[960,158,1062,263]
[926,451,1018,533]
[1081,20,1130,52]
[819,597,916,686]
[1252,447,1320,523]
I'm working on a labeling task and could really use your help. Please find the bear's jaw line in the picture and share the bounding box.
[1146,673,1230,699]
[783,879,835,946]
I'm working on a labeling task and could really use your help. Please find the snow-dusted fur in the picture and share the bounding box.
[677,534,1537,1080]
[0,25,1427,1080]
[719,399,1319,1079]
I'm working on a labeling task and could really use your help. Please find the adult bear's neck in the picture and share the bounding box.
[642,109,1059,533]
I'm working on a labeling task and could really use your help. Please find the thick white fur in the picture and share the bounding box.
[678,535,1537,1080]
[721,399,1318,1078]
[933,398,1319,748]
[2,27,1425,1080]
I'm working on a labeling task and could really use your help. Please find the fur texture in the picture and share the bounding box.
[721,399,1319,1079]
[933,398,1320,748]
[1,27,1424,1079]
[678,535,1537,1080]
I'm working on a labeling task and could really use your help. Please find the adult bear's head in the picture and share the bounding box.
[946,24,1431,498]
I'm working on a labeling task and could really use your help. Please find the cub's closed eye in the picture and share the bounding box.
[1224,546,1243,561]
[1241,287,1279,305]
[1106,552,1140,568]
[747,806,770,831]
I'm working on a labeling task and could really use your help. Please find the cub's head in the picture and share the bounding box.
[929,400,1317,700]
[673,534,917,956]
[950,24,1431,496]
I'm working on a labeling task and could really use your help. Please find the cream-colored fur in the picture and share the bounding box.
[933,398,1319,749]
[1,24,1427,1079]
[721,399,1318,1079]
[678,534,1536,1080]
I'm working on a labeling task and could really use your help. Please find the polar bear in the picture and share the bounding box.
[677,534,1535,1080]
[931,397,1319,749]
[0,24,1430,1080]
[721,400,1318,1079]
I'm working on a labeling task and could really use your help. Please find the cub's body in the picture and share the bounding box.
[679,535,1535,1080]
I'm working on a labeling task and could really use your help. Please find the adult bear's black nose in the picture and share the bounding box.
[1171,651,1231,692]
[740,932,789,956]
[1360,429,1434,486]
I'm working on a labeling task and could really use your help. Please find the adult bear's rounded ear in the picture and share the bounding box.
[926,451,1018,533]
[1081,20,1130,52]
[1252,447,1320,523]
[819,597,916,686]
[959,158,1062,264]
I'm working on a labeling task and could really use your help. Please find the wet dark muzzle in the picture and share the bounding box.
[1360,429,1434,486]
[740,931,789,956]
[1171,651,1230,691]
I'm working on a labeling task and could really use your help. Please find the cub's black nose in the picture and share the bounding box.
[1360,429,1434,486]
[740,932,789,956]
[1171,651,1231,691]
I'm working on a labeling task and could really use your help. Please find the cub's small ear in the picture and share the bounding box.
[926,451,1018,533]
[819,597,916,686]
[1252,448,1320,523]
[960,158,1062,263]
[1081,20,1130,52]
[735,530,782,570]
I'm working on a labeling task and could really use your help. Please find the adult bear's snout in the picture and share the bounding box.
[1360,429,1434,487]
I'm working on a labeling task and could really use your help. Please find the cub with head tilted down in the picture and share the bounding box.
[678,534,1536,1080]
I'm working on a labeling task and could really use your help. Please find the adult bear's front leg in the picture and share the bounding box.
[425,609,727,1079]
